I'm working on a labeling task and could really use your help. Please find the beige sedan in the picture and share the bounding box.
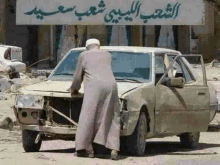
[13,46,218,156]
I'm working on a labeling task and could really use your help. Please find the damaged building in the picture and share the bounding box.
[0,0,218,68]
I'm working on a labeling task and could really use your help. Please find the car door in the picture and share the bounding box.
[154,54,210,133]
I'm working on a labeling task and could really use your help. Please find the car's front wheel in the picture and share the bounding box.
[121,112,147,156]
[179,132,200,149]
[22,130,42,152]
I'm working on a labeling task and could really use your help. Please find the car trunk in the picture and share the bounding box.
[48,97,83,125]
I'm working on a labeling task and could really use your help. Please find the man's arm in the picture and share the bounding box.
[70,54,84,95]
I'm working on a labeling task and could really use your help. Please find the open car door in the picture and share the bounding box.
[155,54,210,133]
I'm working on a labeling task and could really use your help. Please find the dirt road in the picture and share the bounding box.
[1,83,220,165]
[1,129,220,165]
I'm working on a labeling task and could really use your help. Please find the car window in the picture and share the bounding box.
[167,56,183,74]
[110,51,152,82]
[167,55,194,83]
[49,50,152,82]
[52,51,81,76]
[155,55,165,74]
[155,55,167,84]
[178,58,195,83]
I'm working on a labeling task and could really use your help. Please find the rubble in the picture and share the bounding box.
[31,69,53,78]
[0,117,13,131]
[0,76,13,100]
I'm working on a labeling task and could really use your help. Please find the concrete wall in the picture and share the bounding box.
[87,25,106,46]
[37,26,51,68]
[143,26,155,47]
[5,0,29,63]
[0,0,6,44]
[214,8,220,61]
[192,2,215,62]
[131,26,143,46]
[178,26,190,54]
[0,0,218,66]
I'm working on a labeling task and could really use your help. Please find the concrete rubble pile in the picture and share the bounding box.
[0,45,49,130]
[0,70,48,130]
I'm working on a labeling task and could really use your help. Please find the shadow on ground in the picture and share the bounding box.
[39,141,220,159]
[139,141,220,157]
[39,143,128,160]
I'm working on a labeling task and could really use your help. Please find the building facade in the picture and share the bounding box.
[0,0,218,68]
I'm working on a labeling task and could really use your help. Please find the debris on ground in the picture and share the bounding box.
[0,117,13,131]
[31,69,53,78]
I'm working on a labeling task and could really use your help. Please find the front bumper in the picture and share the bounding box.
[20,125,77,134]
[13,105,129,136]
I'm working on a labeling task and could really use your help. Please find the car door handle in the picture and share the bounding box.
[198,92,206,95]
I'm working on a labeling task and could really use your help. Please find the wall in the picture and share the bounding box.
[0,0,6,44]
[5,0,29,63]
[1,0,217,66]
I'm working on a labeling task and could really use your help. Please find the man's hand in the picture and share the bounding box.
[70,88,79,96]
[67,87,81,97]
[72,90,79,95]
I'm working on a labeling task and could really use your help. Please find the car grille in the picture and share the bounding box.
[49,97,83,124]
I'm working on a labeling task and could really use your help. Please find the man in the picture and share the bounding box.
[70,39,120,160]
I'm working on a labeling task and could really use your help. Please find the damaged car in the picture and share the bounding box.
[13,46,219,156]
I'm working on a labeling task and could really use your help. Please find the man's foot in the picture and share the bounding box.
[111,150,118,160]
[75,150,95,158]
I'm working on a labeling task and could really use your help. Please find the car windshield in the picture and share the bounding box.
[49,50,152,83]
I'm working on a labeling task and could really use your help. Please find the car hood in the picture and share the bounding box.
[18,80,143,98]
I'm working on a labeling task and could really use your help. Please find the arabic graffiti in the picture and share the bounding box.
[75,0,106,21]
[24,0,181,24]
[24,0,106,20]
[104,1,141,23]
[24,6,76,20]
[140,3,181,23]
[104,2,181,23]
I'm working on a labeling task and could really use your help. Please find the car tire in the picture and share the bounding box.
[210,111,216,122]
[179,132,200,149]
[120,112,147,156]
[22,130,42,152]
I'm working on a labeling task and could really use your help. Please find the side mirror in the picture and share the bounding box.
[169,77,185,88]
[161,77,185,88]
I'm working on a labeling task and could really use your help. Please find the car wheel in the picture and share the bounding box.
[22,130,42,152]
[180,132,200,149]
[210,111,216,122]
[120,112,147,156]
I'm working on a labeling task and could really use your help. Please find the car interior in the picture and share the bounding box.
[155,53,185,85]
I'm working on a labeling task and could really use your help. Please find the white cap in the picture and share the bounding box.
[85,38,100,47]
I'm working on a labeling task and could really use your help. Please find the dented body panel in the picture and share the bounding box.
[13,46,218,141]
[155,84,210,133]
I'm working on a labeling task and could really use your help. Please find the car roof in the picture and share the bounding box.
[69,46,181,54]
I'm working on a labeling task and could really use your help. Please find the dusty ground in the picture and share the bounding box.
[1,129,220,165]
[1,65,220,164]
[1,93,220,164]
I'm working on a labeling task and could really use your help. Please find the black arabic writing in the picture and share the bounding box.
[140,2,181,23]
[24,0,181,24]
[24,6,76,20]
[104,1,141,23]
[24,0,106,20]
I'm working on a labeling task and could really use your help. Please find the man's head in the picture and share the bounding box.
[86,38,100,50]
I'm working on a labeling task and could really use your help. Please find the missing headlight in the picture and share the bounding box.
[15,95,44,108]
